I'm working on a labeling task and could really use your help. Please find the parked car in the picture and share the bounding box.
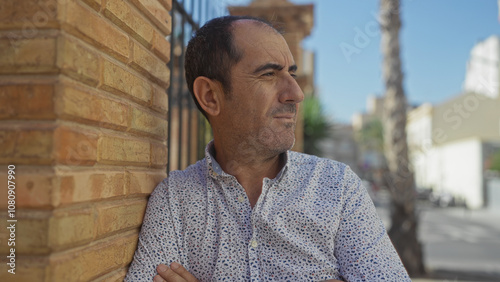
[415,187,432,201]
[430,191,454,207]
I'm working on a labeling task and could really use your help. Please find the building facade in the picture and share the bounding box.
[407,36,500,209]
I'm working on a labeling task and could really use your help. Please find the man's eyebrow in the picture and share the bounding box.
[252,63,283,74]
[252,63,298,74]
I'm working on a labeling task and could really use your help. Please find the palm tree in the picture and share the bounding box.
[379,0,425,276]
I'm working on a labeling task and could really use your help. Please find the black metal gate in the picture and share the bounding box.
[167,0,222,172]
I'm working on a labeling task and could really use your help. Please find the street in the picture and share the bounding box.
[374,191,500,281]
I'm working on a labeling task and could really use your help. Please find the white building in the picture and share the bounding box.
[407,36,500,209]
[463,35,500,99]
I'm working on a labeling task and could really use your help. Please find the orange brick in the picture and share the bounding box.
[152,30,171,63]
[0,129,54,165]
[0,211,51,255]
[96,199,147,237]
[0,167,58,209]
[0,84,56,120]
[101,59,152,105]
[0,89,16,118]
[54,126,98,166]
[0,36,57,74]
[98,136,150,165]
[151,84,168,114]
[126,170,166,194]
[0,0,59,29]
[49,232,137,281]
[151,142,167,167]
[16,215,51,255]
[130,107,168,139]
[131,42,170,87]
[8,208,95,254]
[0,130,17,160]
[81,0,102,12]
[57,84,130,130]
[103,0,154,48]
[49,209,94,248]
[158,0,173,11]
[59,171,126,205]
[59,175,74,205]
[0,256,49,281]
[61,0,129,62]
[57,36,100,86]
[130,0,172,35]
[93,267,128,282]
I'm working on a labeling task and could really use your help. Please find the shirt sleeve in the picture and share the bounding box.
[125,180,182,281]
[334,166,411,281]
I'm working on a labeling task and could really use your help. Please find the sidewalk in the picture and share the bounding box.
[372,190,500,282]
[440,207,500,233]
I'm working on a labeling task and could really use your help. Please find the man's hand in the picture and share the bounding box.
[153,262,199,282]
[152,262,343,282]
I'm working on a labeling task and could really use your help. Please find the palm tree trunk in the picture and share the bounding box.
[379,0,425,276]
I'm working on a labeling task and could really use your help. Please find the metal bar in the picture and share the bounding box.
[167,0,218,171]
[187,53,193,163]
[198,0,202,26]
[177,16,186,170]
[190,0,195,19]
[204,0,209,25]
[167,9,177,173]
[173,0,199,30]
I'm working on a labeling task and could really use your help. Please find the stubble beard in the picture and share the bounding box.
[259,123,295,152]
[224,121,296,176]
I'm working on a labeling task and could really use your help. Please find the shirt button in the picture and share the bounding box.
[251,240,258,248]
[237,195,245,203]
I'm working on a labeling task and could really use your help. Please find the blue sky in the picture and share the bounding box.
[221,0,499,123]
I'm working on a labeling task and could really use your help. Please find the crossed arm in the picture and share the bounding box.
[152,262,343,282]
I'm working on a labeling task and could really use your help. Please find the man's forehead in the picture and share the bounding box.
[231,20,282,45]
[231,20,293,64]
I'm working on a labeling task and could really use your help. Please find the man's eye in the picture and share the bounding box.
[290,73,297,79]
[262,72,274,77]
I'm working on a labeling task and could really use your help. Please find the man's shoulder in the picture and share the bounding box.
[152,158,207,196]
[288,151,349,172]
[286,151,361,185]
[167,158,207,181]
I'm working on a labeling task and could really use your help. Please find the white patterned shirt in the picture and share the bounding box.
[125,142,410,281]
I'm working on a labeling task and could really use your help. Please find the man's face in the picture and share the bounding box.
[218,20,304,157]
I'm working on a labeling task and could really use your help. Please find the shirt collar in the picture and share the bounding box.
[205,140,289,182]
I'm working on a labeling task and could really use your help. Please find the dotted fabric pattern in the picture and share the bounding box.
[125,142,410,281]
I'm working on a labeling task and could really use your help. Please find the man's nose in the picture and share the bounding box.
[279,75,304,104]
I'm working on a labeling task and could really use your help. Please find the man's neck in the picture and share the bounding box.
[212,139,286,207]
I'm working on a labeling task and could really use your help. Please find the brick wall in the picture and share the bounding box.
[0,0,171,280]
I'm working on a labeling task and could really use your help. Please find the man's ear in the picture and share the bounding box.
[192,76,223,117]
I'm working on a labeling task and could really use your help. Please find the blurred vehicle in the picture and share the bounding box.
[415,187,432,201]
[430,191,455,207]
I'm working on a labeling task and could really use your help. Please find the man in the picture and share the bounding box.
[125,16,410,281]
